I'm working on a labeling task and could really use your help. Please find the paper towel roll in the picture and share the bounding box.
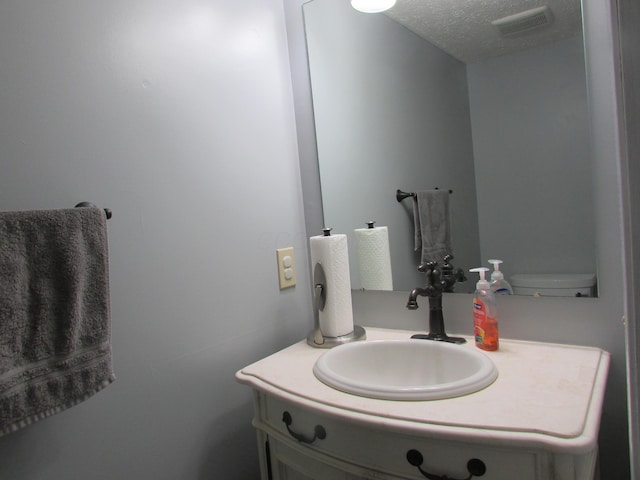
[309,233,354,337]
[354,226,393,291]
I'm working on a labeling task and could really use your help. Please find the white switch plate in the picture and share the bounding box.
[276,247,296,289]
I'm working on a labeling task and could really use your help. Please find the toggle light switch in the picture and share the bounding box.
[276,247,296,289]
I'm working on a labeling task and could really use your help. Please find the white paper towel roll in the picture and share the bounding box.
[354,226,393,291]
[309,233,354,337]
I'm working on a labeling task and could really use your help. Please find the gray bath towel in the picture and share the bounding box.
[413,190,453,264]
[0,207,114,436]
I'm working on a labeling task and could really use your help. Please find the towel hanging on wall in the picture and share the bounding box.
[0,207,114,436]
[413,190,453,264]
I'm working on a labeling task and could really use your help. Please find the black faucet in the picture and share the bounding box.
[407,255,467,344]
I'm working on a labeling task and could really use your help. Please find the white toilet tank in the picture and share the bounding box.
[510,273,596,297]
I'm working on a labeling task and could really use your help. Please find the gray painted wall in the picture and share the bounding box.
[468,35,596,279]
[286,0,631,477]
[0,0,312,478]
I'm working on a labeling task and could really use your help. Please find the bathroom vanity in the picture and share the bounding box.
[236,328,609,479]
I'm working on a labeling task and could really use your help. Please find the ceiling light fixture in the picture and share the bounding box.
[351,0,396,14]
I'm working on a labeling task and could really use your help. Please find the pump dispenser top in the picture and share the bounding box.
[470,267,490,290]
[488,259,514,295]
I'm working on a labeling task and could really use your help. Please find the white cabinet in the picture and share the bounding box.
[237,328,608,480]
[253,393,545,480]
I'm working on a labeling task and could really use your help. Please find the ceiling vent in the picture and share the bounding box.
[492,6,554,37]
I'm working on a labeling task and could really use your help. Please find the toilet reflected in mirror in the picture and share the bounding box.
[511,273,597,297]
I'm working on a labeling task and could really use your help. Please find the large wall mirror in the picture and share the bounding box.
[303,0,597,295]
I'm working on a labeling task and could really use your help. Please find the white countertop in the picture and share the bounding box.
[237,328,610,454]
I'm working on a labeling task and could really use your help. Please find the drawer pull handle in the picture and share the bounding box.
[282,411,326,444]
[406,449,486,480]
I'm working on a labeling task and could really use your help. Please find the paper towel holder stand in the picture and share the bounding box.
[307,261,366,348]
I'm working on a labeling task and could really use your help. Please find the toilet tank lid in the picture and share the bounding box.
[510,273,596,289]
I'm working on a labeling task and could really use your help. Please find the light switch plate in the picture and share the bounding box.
[276,247,296,289]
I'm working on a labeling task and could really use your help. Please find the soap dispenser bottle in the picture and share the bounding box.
[488,259,514,295]
[470,267,499,351]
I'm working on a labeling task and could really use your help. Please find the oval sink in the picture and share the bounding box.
[313,339,498,401]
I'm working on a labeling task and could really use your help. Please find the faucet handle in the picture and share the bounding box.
[418,262,441,287]
[417,261,437,273]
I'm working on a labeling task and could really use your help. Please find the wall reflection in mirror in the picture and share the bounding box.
[303,0,597,296]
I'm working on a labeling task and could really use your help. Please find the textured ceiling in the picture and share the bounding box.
[384,0,583,64]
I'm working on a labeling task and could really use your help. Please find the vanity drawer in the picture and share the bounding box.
[257,394,544,480]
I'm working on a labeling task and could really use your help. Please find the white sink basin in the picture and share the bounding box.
[313,339,498,401]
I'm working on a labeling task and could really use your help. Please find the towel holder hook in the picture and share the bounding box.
[75,202,112,219]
